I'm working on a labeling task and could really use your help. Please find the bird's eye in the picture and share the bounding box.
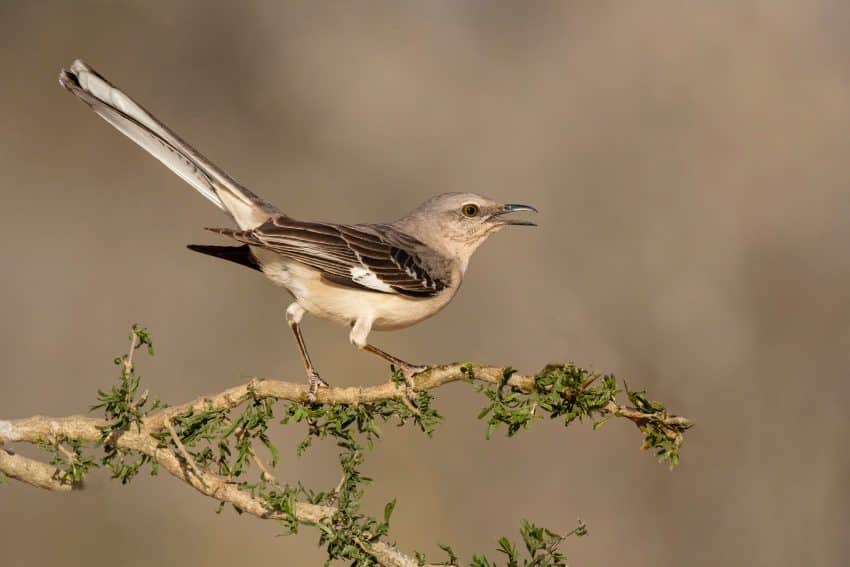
[461,203,480,218]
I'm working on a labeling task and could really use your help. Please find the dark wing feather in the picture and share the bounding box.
[187,244,261,271]
[210,219,448,297]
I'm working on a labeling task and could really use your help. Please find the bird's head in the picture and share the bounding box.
[395,192,537,268]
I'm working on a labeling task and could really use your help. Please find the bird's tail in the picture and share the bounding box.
[59,59,279,229]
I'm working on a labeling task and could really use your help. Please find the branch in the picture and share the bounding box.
[138,364,688,440]
[0,447,73,491]
[0,413,433,566]
[0,326,691,566]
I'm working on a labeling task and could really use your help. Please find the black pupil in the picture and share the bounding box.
[464,205,477,216]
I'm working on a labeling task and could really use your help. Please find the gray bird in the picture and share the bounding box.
[59,60,537,398]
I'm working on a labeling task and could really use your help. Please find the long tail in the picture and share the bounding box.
[59,59,280,229]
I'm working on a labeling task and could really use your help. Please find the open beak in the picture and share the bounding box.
[494,203,538,226]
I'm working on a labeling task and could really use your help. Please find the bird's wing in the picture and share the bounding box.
[211,220,448,297]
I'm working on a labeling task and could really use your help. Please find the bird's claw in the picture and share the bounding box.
[307,370,328,403]
[398,364,427,404]
[404,363,429,375]
[401,363,427,385]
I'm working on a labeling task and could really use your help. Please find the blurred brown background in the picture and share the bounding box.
[1,1,849,565]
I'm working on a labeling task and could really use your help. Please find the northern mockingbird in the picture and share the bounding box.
[59,60,537,398]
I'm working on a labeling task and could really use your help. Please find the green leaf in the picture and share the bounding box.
[383,498,396,524]
[437,544,458,565]
[497,536,517,560]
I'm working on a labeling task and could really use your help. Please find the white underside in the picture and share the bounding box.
[252,248,458,340]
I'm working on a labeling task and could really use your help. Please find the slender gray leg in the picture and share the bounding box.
[349,318,426,389]
[361,344,427,378]
[286,303,327,401]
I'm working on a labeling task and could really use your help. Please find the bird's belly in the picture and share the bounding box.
[255,252,456,330]
[301,278,456,330]
[369,291,455,330]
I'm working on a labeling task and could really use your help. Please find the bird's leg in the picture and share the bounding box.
[361,344,428,385]
[286,303,327,402]
[349,318,426,393]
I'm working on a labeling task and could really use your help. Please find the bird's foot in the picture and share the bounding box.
[402,363,429,375]
[306,370,329,403]
[396,363,428,405]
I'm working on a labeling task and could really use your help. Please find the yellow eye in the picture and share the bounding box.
[461,203,480,217]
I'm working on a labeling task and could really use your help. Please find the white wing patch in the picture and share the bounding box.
[390,254,419,280]
[350,266,394,293]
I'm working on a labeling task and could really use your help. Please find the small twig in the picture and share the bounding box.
[55,441,76,466]
[399,389,421,416]
[580,371,602,389]
[249,445,276,484]
[332,472,347,497]
[164,418,207,488]
[129,389,149,413]
[122,331,139,379]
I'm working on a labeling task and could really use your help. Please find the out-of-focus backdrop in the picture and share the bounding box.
[1,2,849,565]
